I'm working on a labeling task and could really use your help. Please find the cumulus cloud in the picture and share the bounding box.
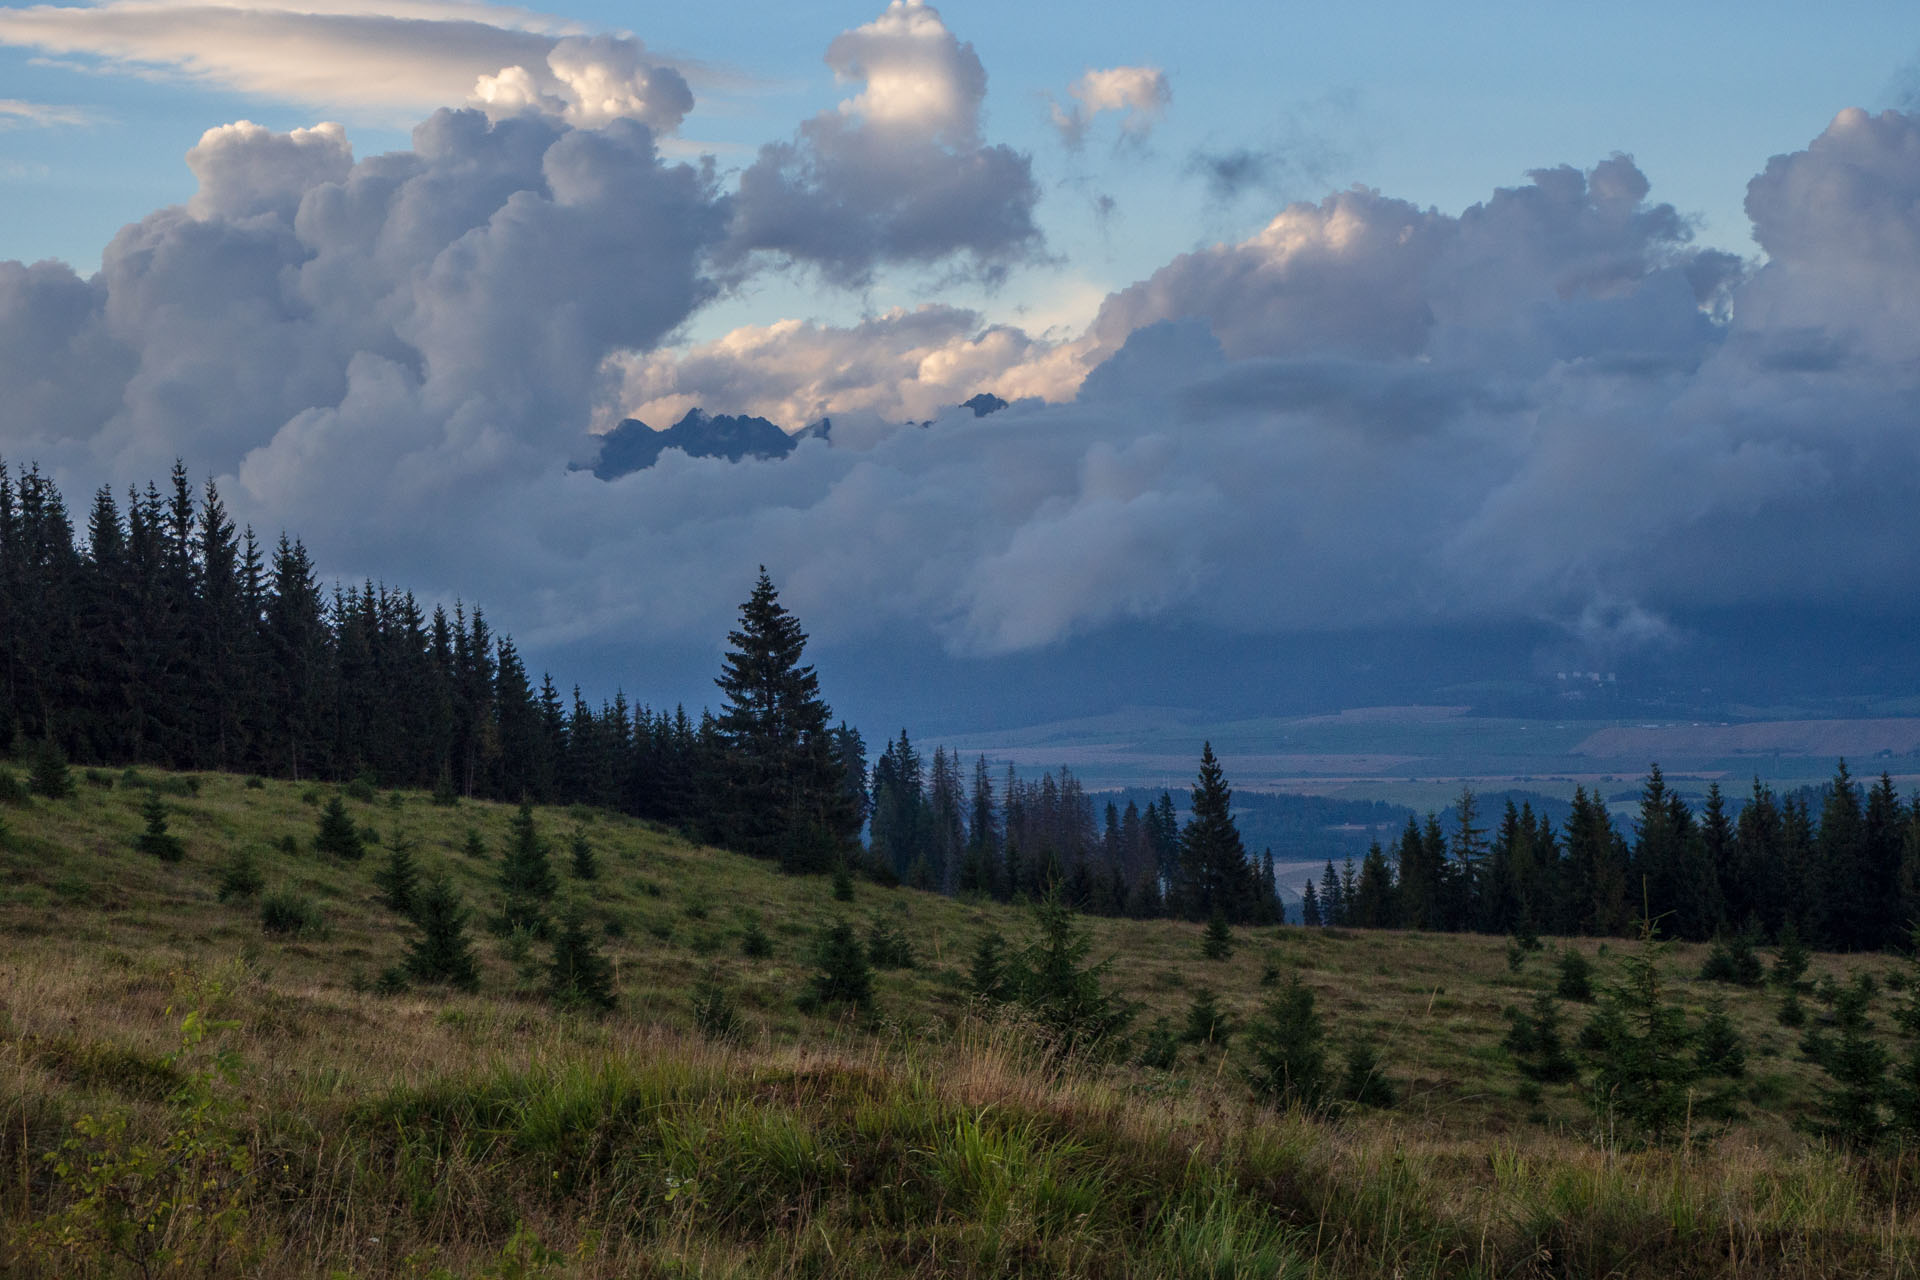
[724,0,1041,285]
[9,93,1920,687]
[0,0,690,128]
[1049,65,1169,149]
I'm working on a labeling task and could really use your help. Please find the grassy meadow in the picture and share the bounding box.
[5,763,1920,1276]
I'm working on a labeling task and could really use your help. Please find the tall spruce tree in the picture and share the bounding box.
[1177,743,1252,922]
[713,569,855,871]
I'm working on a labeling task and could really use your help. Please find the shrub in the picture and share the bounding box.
[692,967,742,1040]
[82,768,114,789]
[1778,991,1807,1027]
[0,768,26,805]
[313,795,364,860]
[740,917,773,959]
[431,765,459,807]
[259,891,324,938]
[243,776,266,790]
[1244,974,1326,1109]
[344,774,377,803]
[133,792,185,862]
[1137,1018,1180,1070]
[808,921,872,1011]
[831,862,855,902]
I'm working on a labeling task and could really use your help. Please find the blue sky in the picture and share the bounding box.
[5,0,1920,731]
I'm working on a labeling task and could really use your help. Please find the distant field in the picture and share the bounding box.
[1576,718,1920,760]
[941,706,1920,808]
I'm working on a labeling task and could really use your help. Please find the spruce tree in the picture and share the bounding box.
[1699,929,1763,986]
[405,875,480,990]
[1182,986,1232,1047]
[1504,990,1577,1083]
[216,847,263,901]
[968,931,1007,1001]
[28,743,72,799]
[1178,743,1251,921]
[568,828,598,881]
[547,904,617,1011]
[1770,921,1811,992]
[495,801,557,936]
[1244,974,1327,1108]
[713,569,854,871]
[809,921,873,1010]
[1201,910,1234,960]
[375,838,421,918]
[1584,919,1697,1145]
[1809,972,1888,1149]
[1555,947,1595,1002]
[314,794,364,860]
[1340,1040,1396,1108]
[1695,998,1746,1079]
[1003,894,1133,1054]
[134,791,184,862]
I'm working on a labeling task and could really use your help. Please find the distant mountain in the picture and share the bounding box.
[590,395,1000,478]
[590,408,825,479]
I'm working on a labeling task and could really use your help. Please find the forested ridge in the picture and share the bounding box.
[5,459,1918,951]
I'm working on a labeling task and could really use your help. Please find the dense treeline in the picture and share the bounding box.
[10,460,1920,948]
[0,461,865,869]
[868,732,1281,924]
[1300,763,1920,952]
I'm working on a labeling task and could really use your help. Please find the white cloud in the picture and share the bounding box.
[0,0,690,128]
[1050,65,1168,148]
[604,305,1093,429]
[6,91,1920,676]
[0,97,98,128]
[724,0,1041,285]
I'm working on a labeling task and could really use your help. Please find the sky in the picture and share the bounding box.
[3,0,1920,731]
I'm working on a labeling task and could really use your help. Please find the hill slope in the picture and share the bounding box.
[4,764,1918,1277]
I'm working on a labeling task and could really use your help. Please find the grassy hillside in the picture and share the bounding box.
[4,764,1920,1276]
